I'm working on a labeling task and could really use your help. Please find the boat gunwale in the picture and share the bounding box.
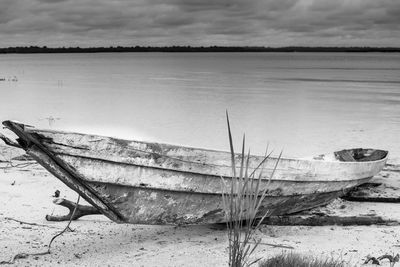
[25,125,389,166]
[54,151,385,183]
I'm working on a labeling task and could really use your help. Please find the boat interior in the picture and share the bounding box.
[334,148,388,162]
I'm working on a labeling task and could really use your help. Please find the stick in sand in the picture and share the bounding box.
[46,198,101,221]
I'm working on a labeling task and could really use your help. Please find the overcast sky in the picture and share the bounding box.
[1,0,399,47]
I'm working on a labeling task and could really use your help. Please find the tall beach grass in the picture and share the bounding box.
[222,113,281,267]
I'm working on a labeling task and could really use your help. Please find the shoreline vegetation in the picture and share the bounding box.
[222,114,281,266]
[0,46,400,54]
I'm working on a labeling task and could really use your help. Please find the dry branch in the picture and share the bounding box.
[46,198,101,221]
[261,214,398,226]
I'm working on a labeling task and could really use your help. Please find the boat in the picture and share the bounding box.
[1,120,388,225]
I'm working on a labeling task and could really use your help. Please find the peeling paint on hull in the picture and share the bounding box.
[2,120,388,225]
[86,182,355,225]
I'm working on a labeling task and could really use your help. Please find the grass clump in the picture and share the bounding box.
[259,253,347,267]
[222,112,281,267]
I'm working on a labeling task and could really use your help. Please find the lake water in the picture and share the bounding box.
[0,52,399,163]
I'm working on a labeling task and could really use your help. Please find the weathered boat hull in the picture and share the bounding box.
[84,181,366,225]
[2,120,388,225]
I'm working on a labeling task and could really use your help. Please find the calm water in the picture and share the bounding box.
[0,53,399,162]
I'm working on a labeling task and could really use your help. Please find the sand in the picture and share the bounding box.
[1,144,400,267]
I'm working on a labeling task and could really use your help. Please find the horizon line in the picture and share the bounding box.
[1,45,400,54]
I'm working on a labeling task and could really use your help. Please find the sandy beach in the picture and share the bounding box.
[1,0,399,264]
[1,144,400,267]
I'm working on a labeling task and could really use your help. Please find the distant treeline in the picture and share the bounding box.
[0,46,399,53]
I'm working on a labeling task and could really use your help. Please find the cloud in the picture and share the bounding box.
[0,0,398,47]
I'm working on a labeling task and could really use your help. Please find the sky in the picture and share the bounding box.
[0,0,399,47]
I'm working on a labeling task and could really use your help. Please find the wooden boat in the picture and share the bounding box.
[1,120,388,225]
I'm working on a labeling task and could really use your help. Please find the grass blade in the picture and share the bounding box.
[222,114,281,267]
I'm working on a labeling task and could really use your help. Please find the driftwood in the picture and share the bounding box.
[342,195,400,203]
[364,256,380,265]
[261,215,398,226]
[0,134,21,148]
[384,164,400,172]
[364,254,399,266]
[46,198,101,221]
[342,163,400,203]
[342,181,400,203]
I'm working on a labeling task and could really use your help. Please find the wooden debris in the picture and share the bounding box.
[378,254,399,265]
[384,164,400,173]
[363,254,399,266]
[261,215,398,226]
[0,133,21,148]
[342,163,400,203]
[364,256,380,265]
[46,198,101,221]
[342,195,400,203]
